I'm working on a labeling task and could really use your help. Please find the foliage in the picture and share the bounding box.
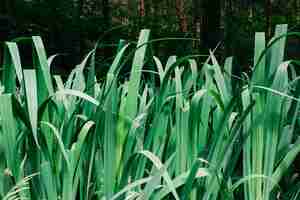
[0,24,299,200]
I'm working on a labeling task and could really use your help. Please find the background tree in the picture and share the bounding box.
[193,0,201,40]
[0,0,299,72]
[103,0,112,29]
[201,0,221,49]
[265,0,272,39]
[175,0,188,32]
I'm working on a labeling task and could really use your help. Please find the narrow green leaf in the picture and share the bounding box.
[23,69,39,147]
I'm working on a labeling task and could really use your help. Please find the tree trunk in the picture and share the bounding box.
[193,0,201,38]
[103,0,111,29]
[175,0,188,32]
[139,0,145,17]
[265,0,272,40]
[201,0,221,49]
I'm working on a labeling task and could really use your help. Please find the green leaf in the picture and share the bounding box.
[125,29,151,121]
[23,69,39,147]
[0,95,18,178]
[139,150,180,200]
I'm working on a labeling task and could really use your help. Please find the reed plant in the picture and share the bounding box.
[0,24,299,200]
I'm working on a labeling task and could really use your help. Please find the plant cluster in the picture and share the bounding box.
[0,25,299,200]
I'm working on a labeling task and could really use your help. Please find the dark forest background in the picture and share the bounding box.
[1,0,300,74]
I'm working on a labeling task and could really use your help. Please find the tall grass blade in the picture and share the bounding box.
[23,69,39,147]
[125,29,150,120]
[0,95,18,178]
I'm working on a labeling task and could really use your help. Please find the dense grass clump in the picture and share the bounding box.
[0,25,299,200]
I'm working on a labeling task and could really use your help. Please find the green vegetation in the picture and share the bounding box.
[0,24,300,200]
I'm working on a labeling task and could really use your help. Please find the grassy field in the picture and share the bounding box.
[0,25,299,200]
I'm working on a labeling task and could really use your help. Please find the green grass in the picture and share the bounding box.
[0,24,299,200]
